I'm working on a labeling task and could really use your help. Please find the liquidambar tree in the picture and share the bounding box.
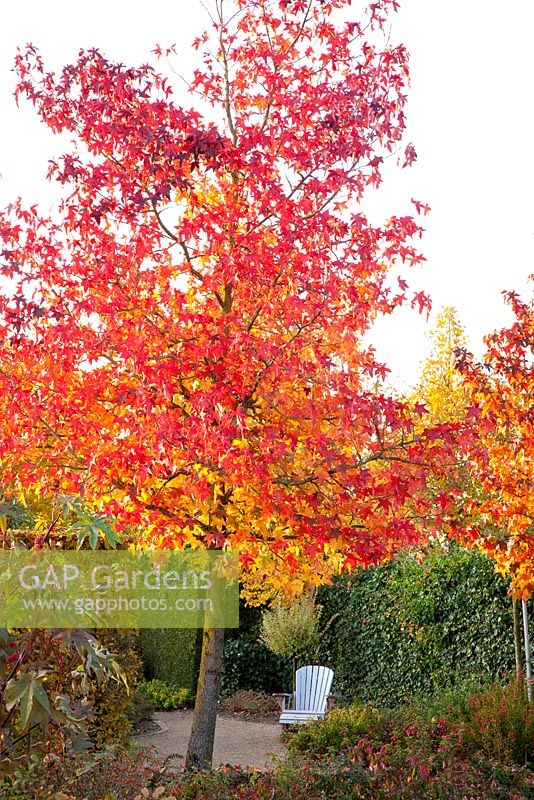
[0,0,457,767]
[456,289,533,597]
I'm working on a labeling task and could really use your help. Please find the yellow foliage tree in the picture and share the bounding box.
[412,306,469,425]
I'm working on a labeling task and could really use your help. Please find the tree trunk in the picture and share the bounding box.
[185,626,225,769]
[513,596,524,681]
[522,599,532,702]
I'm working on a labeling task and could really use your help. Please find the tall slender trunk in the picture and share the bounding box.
[522,599,532,702]
[185,626,225,769]
[512,596,524,681]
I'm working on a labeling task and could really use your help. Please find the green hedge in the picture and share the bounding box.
[137,628,202,692]
[220,597,293,696]
[138,603,292,698]
[318,543,525,708]
[221,638,293,696]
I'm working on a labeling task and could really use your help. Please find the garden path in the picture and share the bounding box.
[134,710,286,770]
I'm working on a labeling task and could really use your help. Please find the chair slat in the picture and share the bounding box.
[293,665,333,716]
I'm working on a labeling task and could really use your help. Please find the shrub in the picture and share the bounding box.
[287,681,534,770]
[67,750,172,800]
[260,596,321,663]
[283,686,534,798]
[285,701,384,756]
[138,679,194,710]
[84,630,143,748]
[0,628,130,768]
[388,680,534,767]
[3,680,533,800]
[0,749,174,800]
[459,680,534,765]
[130,685,156,730]
[2,721,534,800]
[0,755,47,800]
[96,753,533,799]
[407,676,489,721]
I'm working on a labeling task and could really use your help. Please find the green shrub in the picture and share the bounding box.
[85,630,143,748]
[286,701,383,756]
[260,596,321,662]
[138,679,194,710]
[407,676,489,721]
[0,756,45,800]
[129,684,156,729]
[318,542,522,708]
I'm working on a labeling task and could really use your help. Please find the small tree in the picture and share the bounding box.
[413,306,469,425]
[411,302,531,681]
[261,596,321,693]
[456,289,534,597]
[0,0,457,767]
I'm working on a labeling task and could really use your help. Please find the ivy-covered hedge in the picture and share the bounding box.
[221,638,292,697]
[137,628,202,692]
[221,599,293,696]
[318,543,524,708]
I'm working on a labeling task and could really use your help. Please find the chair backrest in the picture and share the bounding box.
[295,665,334,713]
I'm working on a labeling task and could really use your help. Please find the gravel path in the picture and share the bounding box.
[134,710,286,770]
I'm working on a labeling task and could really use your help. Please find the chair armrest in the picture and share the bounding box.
[273,692,292,711]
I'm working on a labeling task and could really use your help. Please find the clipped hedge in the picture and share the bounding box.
[318,543,525,708]
[137,628,202,692]
[138,604,291,698]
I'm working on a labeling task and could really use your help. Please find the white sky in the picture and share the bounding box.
[1,0,533,390]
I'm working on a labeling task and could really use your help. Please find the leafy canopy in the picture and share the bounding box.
[456,289,534,597]
[0,0,458,594]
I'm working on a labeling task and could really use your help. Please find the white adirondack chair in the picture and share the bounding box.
[274,665,334,726]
